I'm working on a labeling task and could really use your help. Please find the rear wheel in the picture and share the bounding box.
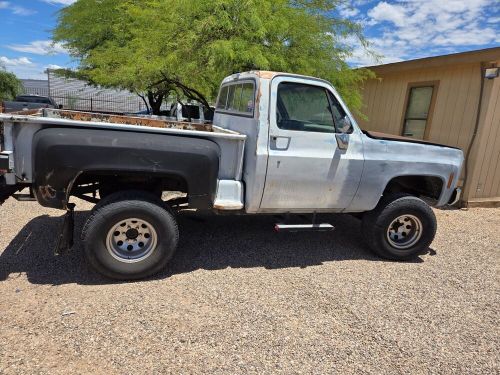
[362,194,437,260]
[82,191,178,280]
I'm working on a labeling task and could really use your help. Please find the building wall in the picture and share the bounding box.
[465,60,500,201]
[356,63,481,154]
[355,61,500,202]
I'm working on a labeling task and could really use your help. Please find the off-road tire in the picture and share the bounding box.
[82,191,179,280]
[362,193,437,260]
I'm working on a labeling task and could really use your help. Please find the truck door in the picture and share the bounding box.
[259,76,364,211]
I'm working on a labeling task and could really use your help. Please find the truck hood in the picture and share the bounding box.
[363,131,461,150]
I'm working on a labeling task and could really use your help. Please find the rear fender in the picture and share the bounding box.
[32,128,220,209]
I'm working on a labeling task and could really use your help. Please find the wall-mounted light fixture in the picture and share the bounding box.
[485,67,499,79]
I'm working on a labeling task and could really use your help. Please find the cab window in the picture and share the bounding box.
[216,82,255,115]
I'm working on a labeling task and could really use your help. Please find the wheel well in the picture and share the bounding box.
[383,175,444,201]
[69,171,188,202]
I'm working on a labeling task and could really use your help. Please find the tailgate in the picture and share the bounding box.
[0,120,18,204]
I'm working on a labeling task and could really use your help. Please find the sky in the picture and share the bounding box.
[0,0,499,80]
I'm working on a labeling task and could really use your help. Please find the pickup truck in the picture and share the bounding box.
[0,71,463,280]
[1,95,60,113]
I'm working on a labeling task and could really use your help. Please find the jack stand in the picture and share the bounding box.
[55,203,76,255]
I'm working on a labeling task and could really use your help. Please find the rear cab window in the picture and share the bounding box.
[216,81,255,116]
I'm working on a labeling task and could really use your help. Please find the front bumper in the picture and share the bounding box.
[447,187,462,206]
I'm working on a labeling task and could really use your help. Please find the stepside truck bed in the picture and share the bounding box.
[0,109,246,183]
[0,109,246,207]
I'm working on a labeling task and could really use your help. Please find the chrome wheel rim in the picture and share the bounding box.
[106,218,157,263]
[386,214,423,249]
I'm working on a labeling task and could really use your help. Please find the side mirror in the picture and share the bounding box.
[335,133,349,150]
[338,116,353,134]
[58,104,63,109]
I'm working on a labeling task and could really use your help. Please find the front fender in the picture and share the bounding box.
[347,136,463,211]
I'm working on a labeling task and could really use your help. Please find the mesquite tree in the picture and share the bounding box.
[53,0,373,115]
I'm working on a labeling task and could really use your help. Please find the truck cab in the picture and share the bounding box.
[214,71,462,214]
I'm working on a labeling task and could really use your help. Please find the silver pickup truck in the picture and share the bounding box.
[0,71,463,280]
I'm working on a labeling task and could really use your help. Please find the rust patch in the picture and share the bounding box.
[256,86,262,106]
[213,202,244,210]
[45,110,213,132]
[8,109,43,116]
[256,71,278,79]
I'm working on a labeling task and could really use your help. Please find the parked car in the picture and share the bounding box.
[1,95,60,113]
[0,71,463,280]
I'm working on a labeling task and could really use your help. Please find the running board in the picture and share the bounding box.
[274,223,334,232]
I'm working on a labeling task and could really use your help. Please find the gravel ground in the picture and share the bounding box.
[0,197,498,375]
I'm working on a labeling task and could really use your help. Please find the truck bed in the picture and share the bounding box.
[0,109,246,182]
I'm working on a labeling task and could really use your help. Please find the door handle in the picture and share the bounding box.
[270,136,291,150]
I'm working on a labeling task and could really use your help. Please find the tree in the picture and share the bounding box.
[0,66,22,101]
[53,0,373,115]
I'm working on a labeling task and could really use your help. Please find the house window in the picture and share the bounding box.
[402,84,436,139]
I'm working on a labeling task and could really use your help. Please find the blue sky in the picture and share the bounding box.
[0,0,499,79]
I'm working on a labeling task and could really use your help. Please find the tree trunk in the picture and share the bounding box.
[147,90,164,115]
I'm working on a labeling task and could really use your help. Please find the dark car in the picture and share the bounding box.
[1,95,60,113]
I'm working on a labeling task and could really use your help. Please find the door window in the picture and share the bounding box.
[402,86,435,139]
[276,82,335,133]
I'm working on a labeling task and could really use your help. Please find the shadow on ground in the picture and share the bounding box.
[0,211,433,285]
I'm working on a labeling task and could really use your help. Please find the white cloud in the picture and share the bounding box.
[46,64,63,70]
[0,59,68,79]
[41,0,77,5]
[487,16,500,24]
[347,0,498,66]
[0,1,36,16]
[0,56,33,66]
[7,40,68,55]
[0,57,51,79]
[339,4,360,18]
[367,2,407,27]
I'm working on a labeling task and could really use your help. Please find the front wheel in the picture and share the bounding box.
[82,191,179,280]
[362,194,437,260]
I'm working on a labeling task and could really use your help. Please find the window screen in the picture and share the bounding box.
[402,86,434,139]
[276,82,335,133]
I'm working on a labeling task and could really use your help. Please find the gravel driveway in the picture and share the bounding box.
[0,198,498,374]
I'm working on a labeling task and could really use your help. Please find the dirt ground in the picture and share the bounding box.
[0,198,499,374]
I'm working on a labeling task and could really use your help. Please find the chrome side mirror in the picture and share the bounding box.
[338,116,353,134]
[336,133,349,150]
